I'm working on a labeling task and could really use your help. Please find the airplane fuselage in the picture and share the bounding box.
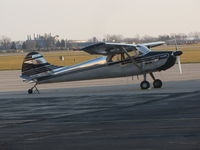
[37,51,177,84]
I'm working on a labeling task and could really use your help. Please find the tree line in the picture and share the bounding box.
[1,32,200,51]
[101,32,200,44]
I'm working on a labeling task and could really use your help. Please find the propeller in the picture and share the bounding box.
[177,55,182,74]
[174,38,183,74]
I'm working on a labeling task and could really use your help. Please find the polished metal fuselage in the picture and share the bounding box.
[38,51,176,84]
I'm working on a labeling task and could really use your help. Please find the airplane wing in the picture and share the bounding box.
[142,41,165,48]
[81,41,165,55]
[81,42,137,55]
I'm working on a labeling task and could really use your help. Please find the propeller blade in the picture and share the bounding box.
[177,56,182,74]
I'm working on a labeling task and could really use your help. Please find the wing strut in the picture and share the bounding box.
[120,46,142,72]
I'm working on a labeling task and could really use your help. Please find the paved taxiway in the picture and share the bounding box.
[0,63,200,150]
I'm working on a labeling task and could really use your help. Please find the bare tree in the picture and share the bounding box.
[141,35,157,43]
[158,35,170,41]
[11,42,16,49]
[25,40,37,50]
[0,36,11,49]
[60,39,66,49]
[43,34,56,50]
[104,34,123,43]
[189,32,200,41]
[123,38,135,44]
[88,37,98,43]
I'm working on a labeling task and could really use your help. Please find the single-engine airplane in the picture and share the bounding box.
[20,41,183,94]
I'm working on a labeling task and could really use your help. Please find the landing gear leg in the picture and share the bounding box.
[150,73,162,88]
[140,73,150,90]
[28,83,40,94]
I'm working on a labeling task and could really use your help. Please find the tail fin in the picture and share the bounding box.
[21,52,59,77]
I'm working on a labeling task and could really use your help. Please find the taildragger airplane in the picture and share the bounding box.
[20,41,183,94]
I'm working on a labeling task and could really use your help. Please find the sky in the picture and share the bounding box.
[0,0,200,41]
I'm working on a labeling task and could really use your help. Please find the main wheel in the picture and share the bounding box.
[153,79,162,88]
[28,89,33,94]
[140,81,150,89]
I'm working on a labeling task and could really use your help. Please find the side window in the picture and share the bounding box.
[111,54,121,62]
[128,51,140,57]
[123,51,141,59]
[107,50,141,63]
[107,54,125,62]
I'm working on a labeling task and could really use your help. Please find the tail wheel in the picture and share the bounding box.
[153,79,162,88]
[140,81,150,90]
[27,83,39,94]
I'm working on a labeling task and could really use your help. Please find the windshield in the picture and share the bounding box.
[136,45,151,55]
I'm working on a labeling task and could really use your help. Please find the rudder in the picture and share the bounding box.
[21,52,59,77]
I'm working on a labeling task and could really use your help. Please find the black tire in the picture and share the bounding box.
[140,81,150,89]
[28,89,33,94]
[153,79,162,88]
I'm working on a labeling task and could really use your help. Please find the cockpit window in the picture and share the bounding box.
[127,50,141,57]
[108,50,141,62]
[110,54,122,62]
